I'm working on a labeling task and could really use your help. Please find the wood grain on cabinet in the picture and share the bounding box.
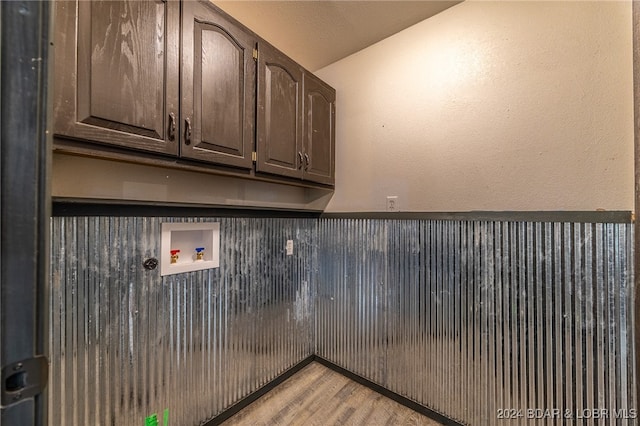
[53,0,335,189]
[181,1,256,169]
[256,41,304,179]
[53,0,180,155]
[303,73,336,185]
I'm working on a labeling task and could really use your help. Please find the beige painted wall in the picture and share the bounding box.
[316,1,634,212]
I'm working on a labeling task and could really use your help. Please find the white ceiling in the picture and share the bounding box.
[212,1,462,71]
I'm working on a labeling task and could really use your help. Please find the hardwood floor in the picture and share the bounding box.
[220,362,444,426]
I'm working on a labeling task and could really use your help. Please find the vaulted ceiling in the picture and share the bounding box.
[212,1,462,71]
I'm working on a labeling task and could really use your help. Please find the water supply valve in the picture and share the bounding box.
[160,222,220,276]
[170,249,180,264]
[195,247,205,261]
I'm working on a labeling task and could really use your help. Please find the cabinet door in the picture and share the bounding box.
[256,42,304,179]
[182,1,256,169]
[303,73,336,185]
[53,1,180,155]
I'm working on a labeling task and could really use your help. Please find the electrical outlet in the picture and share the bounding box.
[386,196,399,212]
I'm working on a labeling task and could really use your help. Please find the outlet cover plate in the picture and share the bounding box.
[386,196,399,212]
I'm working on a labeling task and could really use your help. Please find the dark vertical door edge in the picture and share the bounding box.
[0,2,51,426]
[634,0,640,414]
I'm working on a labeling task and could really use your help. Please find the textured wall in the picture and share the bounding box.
[48,217,316,426]
[317,1,633,212]
[316,219,636,425]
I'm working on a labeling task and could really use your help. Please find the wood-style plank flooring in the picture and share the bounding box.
[220,362,444,426]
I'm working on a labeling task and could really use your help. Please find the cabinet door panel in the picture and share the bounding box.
[199,26,243,155]
[256,42,303,179]
[182,2,256,169]
[303,73,336,185]
[54,0,179,155]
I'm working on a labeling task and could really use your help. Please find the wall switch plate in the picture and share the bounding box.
[286,240,294,256]
[386,196,399,212]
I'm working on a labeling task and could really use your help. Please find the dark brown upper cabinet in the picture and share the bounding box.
[303,73,336,185]
[53,0,180,155]
[256,41,304,179]
[256,42,336,185]
[181,1,256,169]
[53,0,335,187]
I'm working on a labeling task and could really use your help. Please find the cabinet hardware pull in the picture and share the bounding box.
[304,153,310,171]
[184,118,192,145]
[298,152,304,170]
[168,112,176,141]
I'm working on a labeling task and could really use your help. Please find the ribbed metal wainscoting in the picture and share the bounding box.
[316,219,636,426]
[49,217,315,426]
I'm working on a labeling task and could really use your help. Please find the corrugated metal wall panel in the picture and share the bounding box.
[48,217,315,426]
[316,219,636,426]
[49,216,635,426]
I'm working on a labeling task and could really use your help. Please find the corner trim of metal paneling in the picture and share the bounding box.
[202,355,465,426]
[320,210,633,223]
[314,357,465,426]
[203,355,316,426]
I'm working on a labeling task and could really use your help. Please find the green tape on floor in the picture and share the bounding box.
[145,413,158,426]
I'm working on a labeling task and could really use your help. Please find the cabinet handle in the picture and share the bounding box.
[184,118,192,145]
[298,152,304,170]
[304,153,310,171]
[168,112,176,141]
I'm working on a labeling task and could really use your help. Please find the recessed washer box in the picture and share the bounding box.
[161,222,220,276]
